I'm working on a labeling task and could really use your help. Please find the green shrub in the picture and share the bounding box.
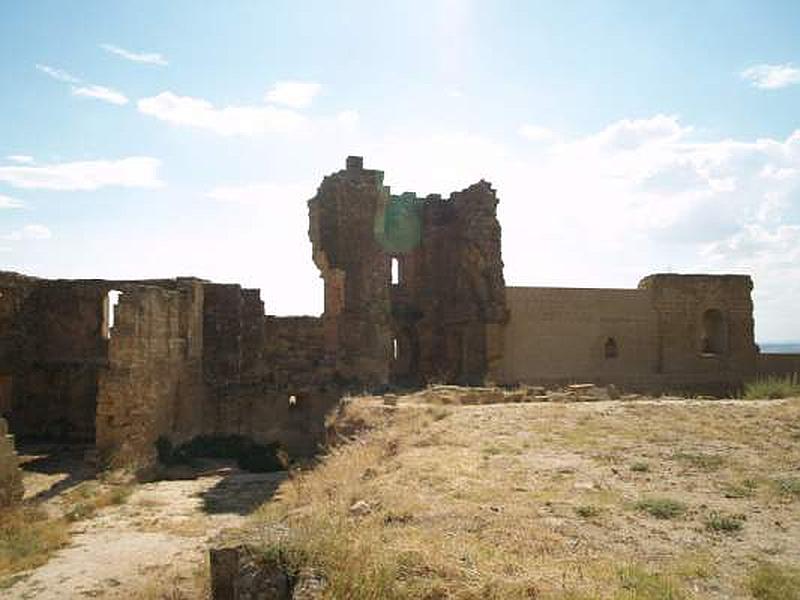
[635,497,687,520]
[575,504,601,518]
[774,477,800,498]
[630,461,650,473]
[744,373,800,400]
[748,561,800,600]
[704,511,745,533]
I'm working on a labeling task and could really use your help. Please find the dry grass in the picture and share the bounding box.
[62,481,133,521]
[744,372,800,400]
[0,507,70,579]
[248,393,800,598]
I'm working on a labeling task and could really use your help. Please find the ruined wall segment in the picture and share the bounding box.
[309,158,508,388]
[96,279,206,468]
[308,156,393,387]
[639,274,758,381]
[0,417,23,507]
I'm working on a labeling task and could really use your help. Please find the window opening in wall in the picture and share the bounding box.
[604,337,618,359]
[393,337,399,360]
[106,290,122,338]
[391,257,400,285]
[701,308,726,355]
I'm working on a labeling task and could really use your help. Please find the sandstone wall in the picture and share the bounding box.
[3,277,105,442]
[96,280,205,468]
[499,286,657,385]
[0,417,23,507]
[499,275,759,393]
[639,274,757,379]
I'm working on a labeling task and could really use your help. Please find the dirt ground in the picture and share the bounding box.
[254,391,800,599]
[4,447,285,599]
[3,392,800,599]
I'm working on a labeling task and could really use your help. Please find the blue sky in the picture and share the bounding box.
[1,1,799,340]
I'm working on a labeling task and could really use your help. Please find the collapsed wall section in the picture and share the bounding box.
[202,284,337,455]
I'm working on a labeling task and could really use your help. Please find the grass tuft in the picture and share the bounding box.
[630,461,650,473]
[774,477,800,498]
[617,563,685,599]
[744,373,800,400]
[704,511,745,533]
[635,497,687,520]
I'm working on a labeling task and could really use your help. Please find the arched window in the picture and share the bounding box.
[392,337,399,360]
[391,257,400,285]
[701,308,726,355]
[604,337,618,359]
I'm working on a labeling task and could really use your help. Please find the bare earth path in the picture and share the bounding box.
[6,462,284,599]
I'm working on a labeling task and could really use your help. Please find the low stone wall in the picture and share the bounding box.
[758,353,800,378]
[0,417,23,507]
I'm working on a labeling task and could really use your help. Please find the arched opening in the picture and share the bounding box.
[392,337,399,360]
[604,337,618,359]
[701,308,726,355]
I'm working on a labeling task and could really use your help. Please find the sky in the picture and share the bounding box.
[1,1,799,341]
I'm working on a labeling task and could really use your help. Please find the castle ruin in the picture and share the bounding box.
[1,156,798,470]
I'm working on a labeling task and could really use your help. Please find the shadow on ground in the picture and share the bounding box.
[18,443,97,502]
[197,468,287,515]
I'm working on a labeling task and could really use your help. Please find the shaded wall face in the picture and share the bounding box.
[389,183,508,386]
[498,287,658,385]
[10,282,107,442]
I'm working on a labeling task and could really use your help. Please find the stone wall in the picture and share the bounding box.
[309,157,508,388]
[499,286,657,385]
[757,353,800,378]
[202,282,338,455]
[0,417,23,507]
[499,275,759,393]
[96,280,206,468]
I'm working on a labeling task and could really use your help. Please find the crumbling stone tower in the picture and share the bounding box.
[308,156,508,388]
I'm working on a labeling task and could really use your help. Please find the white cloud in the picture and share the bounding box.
[518,124,558,143]
[35,64,80,83]
[207,182,313,204]
[138,91,309,136]
[0,157,163,190]
[336,110,359,131]
[2,224,52,241]
[265,81,322,108]
[6,155,34,164]
[100,43,168,66]
[0,194,25,209]
[71,84,129,105]
[741,63,800,90]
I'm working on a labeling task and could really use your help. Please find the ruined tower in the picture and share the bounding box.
[308,156,508,388]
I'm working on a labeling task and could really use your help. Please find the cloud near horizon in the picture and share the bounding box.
[0,157,163,190]
[2,224,52,241]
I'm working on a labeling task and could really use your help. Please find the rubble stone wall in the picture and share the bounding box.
[757,353,800,378]
[96,280,206,468]
[0,417,23,507]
